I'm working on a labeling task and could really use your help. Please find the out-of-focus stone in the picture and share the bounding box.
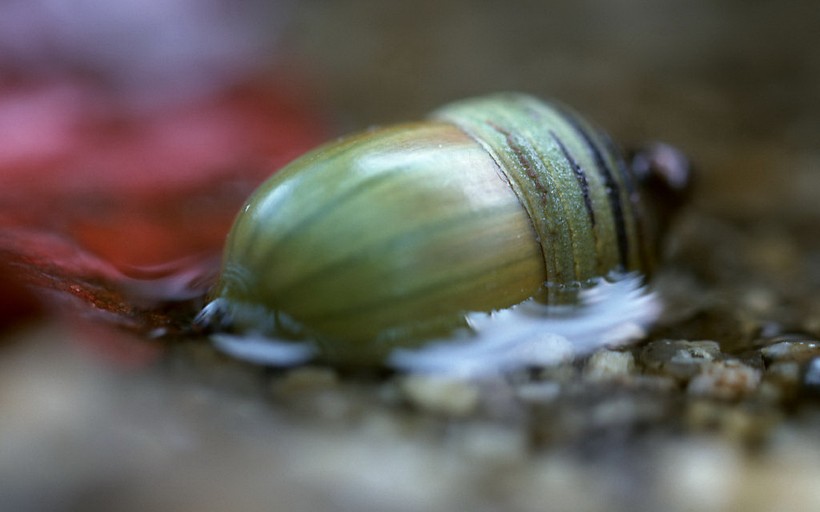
[760,337,820,363]
[800,357,820,396]
[685,399,779,442]
[757,360,802,404]
[640,339,722,381]
[583,350,635,382]
[687,360,761,400]
[766,361,801,384]
[398,375,480,416]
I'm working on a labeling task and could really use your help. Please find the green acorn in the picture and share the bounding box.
[201,93,689,363]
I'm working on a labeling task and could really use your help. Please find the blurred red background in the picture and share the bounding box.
[0,0,326,362]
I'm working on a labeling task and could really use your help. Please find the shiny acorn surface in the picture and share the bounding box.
[201,93,689,364]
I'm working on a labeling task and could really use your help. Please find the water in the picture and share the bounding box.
[207,273,662,376]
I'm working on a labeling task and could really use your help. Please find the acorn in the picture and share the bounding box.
[197,93,690,364]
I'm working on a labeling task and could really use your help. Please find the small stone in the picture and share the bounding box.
[625,375,678,392]
[669,342,721,364]
[687,359,761,400]
[686,398,779,442]
[583,350,635,382]
[758,362,801,404]
[766,361,801,384]
[399,375,480,416]
[800,357,820,396]
[640,339,722,381]
[757,380,786,403]
[760,338,820,363]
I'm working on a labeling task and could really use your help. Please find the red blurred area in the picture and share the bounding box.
[0,0,327,367]
[0,79,325,268]
[0,77,326,363]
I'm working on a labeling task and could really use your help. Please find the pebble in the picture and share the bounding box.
[760,338,820,363]
[583,350,635,382]
[801,357,820,395]
[755,360,802,403]
[756,380,787,403]
[398,375,480,416]
[687,360,761,400]
[640,339,722,381]
[765,361,801,384]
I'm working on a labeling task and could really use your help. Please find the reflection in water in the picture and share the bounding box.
[212,333,318,366]
[209,273,662,375]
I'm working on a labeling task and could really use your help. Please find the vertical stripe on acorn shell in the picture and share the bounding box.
[432,93,653,302]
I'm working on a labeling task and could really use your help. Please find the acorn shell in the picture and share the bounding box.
[209,93,658,361]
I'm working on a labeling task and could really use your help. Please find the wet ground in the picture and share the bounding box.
[1,1,819,510]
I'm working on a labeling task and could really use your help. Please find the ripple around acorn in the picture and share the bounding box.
[205,272,661,376]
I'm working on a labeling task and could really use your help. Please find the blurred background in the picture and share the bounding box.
[1,0,819,511]
[1,0,817,230]
[284,0,818,219]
